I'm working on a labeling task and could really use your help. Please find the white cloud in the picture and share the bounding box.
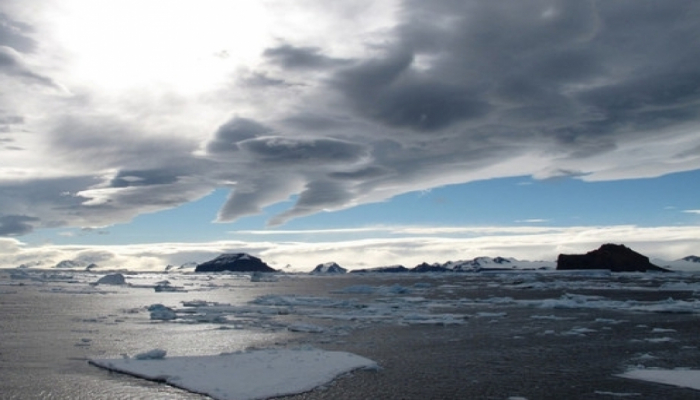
[2,225,698,272]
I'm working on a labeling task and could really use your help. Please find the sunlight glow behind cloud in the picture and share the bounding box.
[0,0,699,267]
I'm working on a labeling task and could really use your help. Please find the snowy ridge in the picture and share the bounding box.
[655,255,700,272]
[311,262,347,274]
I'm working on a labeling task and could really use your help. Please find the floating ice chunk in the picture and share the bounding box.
[287,323,325,333]
[530,315,575,321]
[379,284,411,295]
[644,337,674,343]
[651,328,677,333]
[148,304,177,320]
[476,312,507,318]
[563,327,597,336]
[335,285,376,294]
[135,349,167,360]
[401,313,465,325]
[633,353,657,361]
[593,390,641,397]
[94,273,126,285]
[595,318,627,325]
[89,348,378,400]
[182,300,218,308]
[617,369,700,391]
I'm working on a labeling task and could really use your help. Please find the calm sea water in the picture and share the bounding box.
[0,272,294,400]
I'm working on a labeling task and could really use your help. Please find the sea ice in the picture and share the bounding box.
[89,348,378,400]
[148,304,177,320]
[617,369,700,391]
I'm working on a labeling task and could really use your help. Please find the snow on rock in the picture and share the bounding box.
[195,253,276,273]
[89,348,378,400]
[617,369,700,391]
[310,262,347,274]
[94,273,126,285]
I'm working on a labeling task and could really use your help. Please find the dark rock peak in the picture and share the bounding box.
[195,253,276,273]
[681,255,700,263]
[411,262,451,273]
[350,265,409,273]
[557,244,669,273]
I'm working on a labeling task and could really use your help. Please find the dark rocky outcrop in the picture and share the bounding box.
[195,253,276,273]
[310,262,347,274]
[681,255,700,263]
[350,265,409,273]
[556,244,669,272]
[411,262,451,273]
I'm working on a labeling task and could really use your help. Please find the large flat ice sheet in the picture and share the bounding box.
[617,369,700,391]
[90,348,378,400]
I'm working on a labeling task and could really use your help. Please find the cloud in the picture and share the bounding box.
[2,225,699,271]
[0,46,63,89]
[0,12,37,53]
[1,0,700,235]
[0,215,38,236]
[238,136,368,164]
[206,117,273,155]
[263,44,349,70]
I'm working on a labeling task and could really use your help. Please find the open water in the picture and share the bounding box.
[2,270,700,399]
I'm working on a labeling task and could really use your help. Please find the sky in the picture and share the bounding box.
[1,0,699,271]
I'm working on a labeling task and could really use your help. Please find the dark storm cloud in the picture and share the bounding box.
[216,0,700,225]
[0,176,103,233]
[329,166,391,181]
[0,215,38,236]
[0,12,37,53]
[263,44,349,70]
[0,46,62,89]
[5,0,700,233]
[238,71,290,88]
[206,117,272,154]
[50,115,200,168]
[282,113,352,132]
[268,180,354,226]
[238,136,367,164]
[109,169,181,188]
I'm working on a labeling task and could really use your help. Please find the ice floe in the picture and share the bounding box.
[617,369,700,391]
[89,348,378,400]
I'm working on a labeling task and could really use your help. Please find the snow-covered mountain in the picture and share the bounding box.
[656,255,700,272]
[165,262,198,272]
[195,253,276,273]
[310,262,347,274]
[54,259,87,269]
[441,256,554,272]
